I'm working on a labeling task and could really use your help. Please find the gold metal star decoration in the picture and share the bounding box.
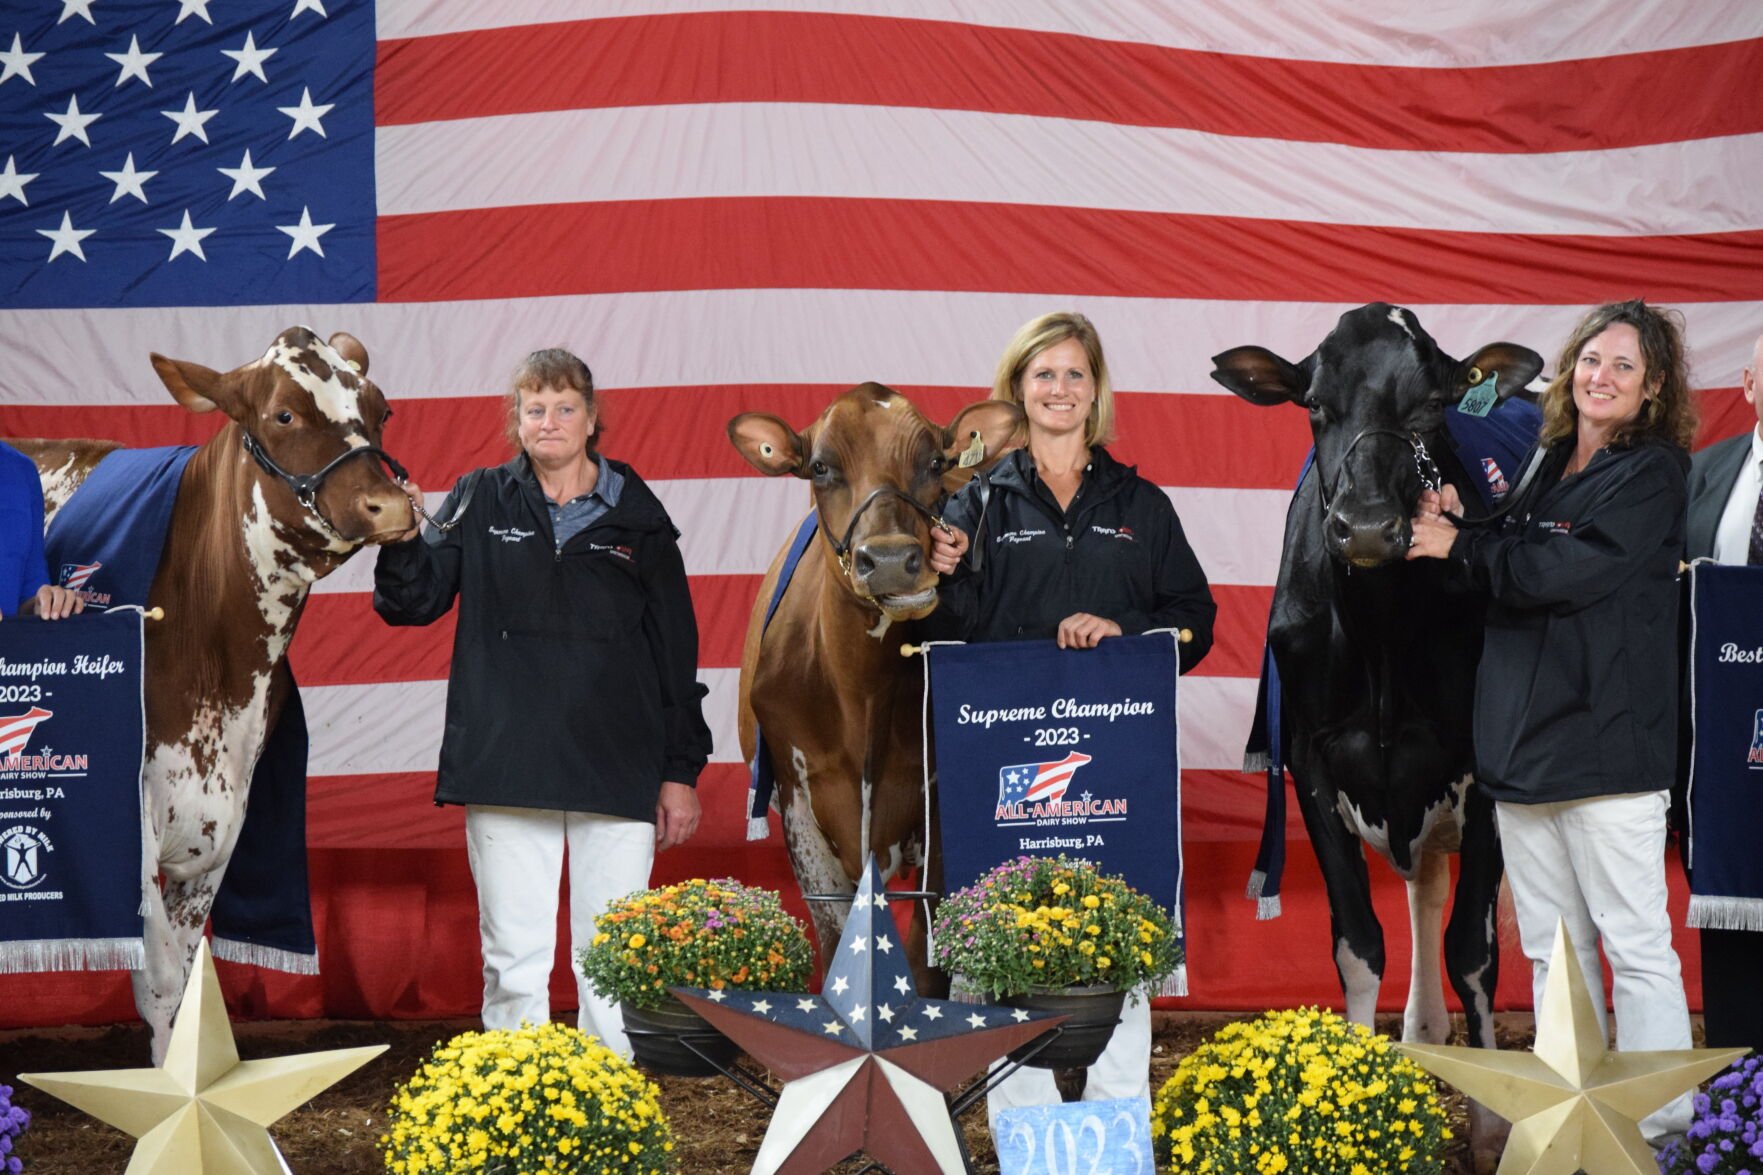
[19,940,385,1174]
[1399,919,1745,1174]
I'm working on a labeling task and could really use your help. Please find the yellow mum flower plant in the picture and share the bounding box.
[1151,1007,1451,1174]
[381,1022,674,1174]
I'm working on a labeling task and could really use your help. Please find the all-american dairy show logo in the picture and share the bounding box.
[1749,710,1763,770]
[58,560,110,606]
[0,707,89,780]
[994,750,1128,825]
[0,825,52,889]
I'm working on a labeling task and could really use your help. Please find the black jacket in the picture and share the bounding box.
[372,455,712,818]
[934,446,1215,671]
[1450,439,1689,804]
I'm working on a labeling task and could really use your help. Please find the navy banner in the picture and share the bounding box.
[0,609,146,972]
[929,633,1184,994]
[1686,562,1763,931]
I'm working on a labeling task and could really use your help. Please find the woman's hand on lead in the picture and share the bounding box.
[655,780,700,851]
[1406,484,1462,561]
[394,481,424,543]
[928,524,969,575]
[1056,612,1121,649]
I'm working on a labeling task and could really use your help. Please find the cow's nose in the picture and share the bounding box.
[852,540,923,592]
[1330,510,1408,565]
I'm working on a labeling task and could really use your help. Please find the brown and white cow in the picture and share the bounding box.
[730,383,1021,986]
[16,327,413,1061]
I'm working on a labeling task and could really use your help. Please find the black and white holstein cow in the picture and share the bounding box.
[1210,305,1542,1100]
[21,328,414,1061]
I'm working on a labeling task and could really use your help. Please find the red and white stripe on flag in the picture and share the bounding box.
[3,1,1762,855]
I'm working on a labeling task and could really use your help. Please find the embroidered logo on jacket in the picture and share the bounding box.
[995,528,1048,545]
[589,542,635,563]
[1537,520,1573,536]
[1090,525,1135,541]
[487,526,534,544]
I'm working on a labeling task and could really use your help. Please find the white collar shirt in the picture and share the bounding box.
[1712,426,1763,565]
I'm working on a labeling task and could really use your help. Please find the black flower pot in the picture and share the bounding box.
[622,995,738,1077]
[1001,985,1126,1071]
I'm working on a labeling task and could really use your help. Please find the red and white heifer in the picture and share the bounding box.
[19,327,413,1060]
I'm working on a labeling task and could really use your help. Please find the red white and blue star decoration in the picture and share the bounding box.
[676,856,1063,1175]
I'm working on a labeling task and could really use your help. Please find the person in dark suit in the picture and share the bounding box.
[1684,330,1763,1052]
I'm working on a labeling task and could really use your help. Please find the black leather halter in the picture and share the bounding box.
[820,484,947,582]
[1314,427,1442,516]
[240,429,422,538]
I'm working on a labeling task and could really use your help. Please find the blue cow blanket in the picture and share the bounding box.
[43,446,317,973]
[1243,397,1542,917]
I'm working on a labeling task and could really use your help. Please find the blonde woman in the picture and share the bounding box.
[930,312,1215,1121]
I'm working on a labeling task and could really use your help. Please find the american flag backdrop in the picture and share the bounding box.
[1,1,1760,1020]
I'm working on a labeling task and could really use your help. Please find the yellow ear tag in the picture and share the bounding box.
[956,430,985,468]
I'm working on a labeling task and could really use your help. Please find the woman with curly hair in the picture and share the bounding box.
[1407,299,1697,1144]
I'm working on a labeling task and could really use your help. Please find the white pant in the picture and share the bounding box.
[1495,790,1692,1139]
[985,994,1151,1135]
[464,805,655,1055]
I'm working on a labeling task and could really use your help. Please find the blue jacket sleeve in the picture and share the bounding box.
[1,450,49,615]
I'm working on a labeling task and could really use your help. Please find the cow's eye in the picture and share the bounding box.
[928,455,946,474]
[276,410,294,425]
[810,460,829,478]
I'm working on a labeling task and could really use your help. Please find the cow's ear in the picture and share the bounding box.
[941,400,1025,487]
[1452,342,1545,403]
[151,353,223,414]
[328,331,369,376]
[728,412,807,477]
[1210,346,1309,406]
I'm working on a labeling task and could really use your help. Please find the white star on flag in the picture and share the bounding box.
[278,86,332,138]
[218,149,272,200]
[873,891,889,909]
[38,211,94,262]
[0,33,45,86]
[877,1004,894,1023]
[275,208,333,259]
[893,976,910,994]
[796,998,816,1013]
[922,1005,941,1020]
[850,936,867,955]
[705,988,726,1003]
[966,1013,987,1029]
[876,935,893,954]
[898,1025,918,1041]
[58,0,98,23]
[849,1004,866,1023]
[1011,1009,1032,1022]
[158,209,215,261]
[100,153,155,203]
[222,32,276,83]
[47,95,101,147]
[750,1000,772,1016]
[162,92,218,144]
[174,0,213,25]
[0,156,38,205]
[290,0,327,17]
[105,35,159,87]
[821,1019,843,1036]
[830,975,849,996]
